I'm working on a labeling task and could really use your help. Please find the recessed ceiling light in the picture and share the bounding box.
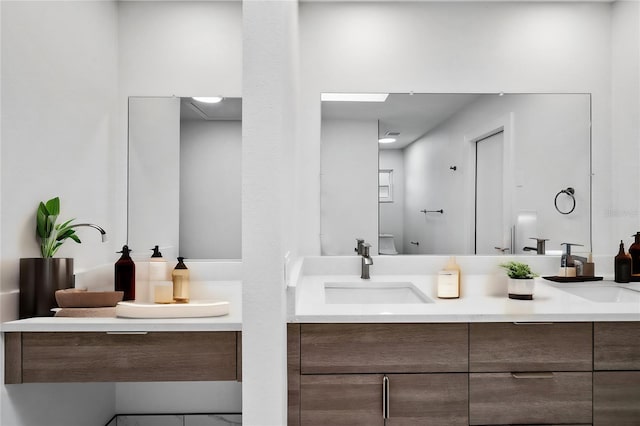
[378,137,396,144]
[192,96,223,104]
[321,93,389,102]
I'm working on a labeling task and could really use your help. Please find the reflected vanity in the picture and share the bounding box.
[320,93,592,256]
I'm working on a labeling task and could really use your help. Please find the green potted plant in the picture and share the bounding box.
[499,261,539,300]
[19,197,80,318]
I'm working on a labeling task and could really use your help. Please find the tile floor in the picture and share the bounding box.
[105,414,241,426]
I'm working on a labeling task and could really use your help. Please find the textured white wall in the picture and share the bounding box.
[1,2,118,425]
[242,1,298,424]
[299,1,614,256]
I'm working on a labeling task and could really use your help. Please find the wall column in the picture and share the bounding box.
[242,0,298,424]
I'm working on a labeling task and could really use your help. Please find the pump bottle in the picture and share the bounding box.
[115,245,136,300]
[629,232,640,279]
[172,257,190,303]
[615,240,632,283]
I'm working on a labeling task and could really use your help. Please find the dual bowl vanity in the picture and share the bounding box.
[3,255,640,425]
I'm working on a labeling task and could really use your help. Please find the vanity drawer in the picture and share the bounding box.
[469,372,593,425]
[470,322,592,372]
[6,331,238,383]
[594,371,640,425]
[300,323,468,374]
[594,322,640,370]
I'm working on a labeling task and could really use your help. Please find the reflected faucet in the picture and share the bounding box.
[360,243,373,280]
[69,223,108,242]
[522,237,548,255]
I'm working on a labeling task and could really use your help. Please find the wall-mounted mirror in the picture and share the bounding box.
[321,93,591,256]
[128,96,241,260]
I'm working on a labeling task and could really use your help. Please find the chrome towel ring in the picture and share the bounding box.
[554,187,576,215]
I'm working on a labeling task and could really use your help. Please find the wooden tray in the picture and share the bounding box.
[55,289,124,308]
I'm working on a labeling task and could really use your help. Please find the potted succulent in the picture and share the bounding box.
[499,261,539,300]
[19,197,80,318]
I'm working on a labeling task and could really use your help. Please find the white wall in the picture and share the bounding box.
[321,120,378,254]
[1,1,118,424]
[403,94,591,255]
[379,149,405,253]
[299,1,614,256]
[180,120,242,259]
[611,1,640,246]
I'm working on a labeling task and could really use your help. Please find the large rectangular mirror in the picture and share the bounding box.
[128,96,242,260]
[321,93,591,256]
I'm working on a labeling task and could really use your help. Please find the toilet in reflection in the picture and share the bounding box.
[379,234,398,255]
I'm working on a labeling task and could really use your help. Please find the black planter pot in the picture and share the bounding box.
[19,258,74,318]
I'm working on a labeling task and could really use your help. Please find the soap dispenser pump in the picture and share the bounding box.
[172,257,190,303]
[115,245,135,301]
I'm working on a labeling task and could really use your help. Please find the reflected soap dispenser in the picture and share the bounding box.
[172,257,190,303]
[629,232,640,280]
[115,245,135,301]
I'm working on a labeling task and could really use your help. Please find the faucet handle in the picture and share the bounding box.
[362,243,371,257]
[355,238,365,255]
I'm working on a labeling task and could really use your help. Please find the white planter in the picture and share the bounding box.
[508,278,535,300]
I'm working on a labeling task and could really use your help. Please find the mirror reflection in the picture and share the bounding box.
[321,93,591,256]
[128,96,242,260]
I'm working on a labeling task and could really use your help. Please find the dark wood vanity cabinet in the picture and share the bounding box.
[290,323,469,426]
[469,323,593,426]
[5,331,241,383]
[593,322,640,425]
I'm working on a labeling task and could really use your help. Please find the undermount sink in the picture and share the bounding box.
[556,285,640,303]
[324,281,434,304]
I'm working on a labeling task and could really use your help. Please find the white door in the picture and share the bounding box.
[475,131,504,254]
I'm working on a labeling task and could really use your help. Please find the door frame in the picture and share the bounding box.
[464,112,514,254]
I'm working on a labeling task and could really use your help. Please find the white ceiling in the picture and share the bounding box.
[321,93,482,149]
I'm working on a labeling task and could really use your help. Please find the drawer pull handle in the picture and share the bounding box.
[512,322,554,325]
[382,375,390,419]
[105,332,149,335]
[511,372,554,379]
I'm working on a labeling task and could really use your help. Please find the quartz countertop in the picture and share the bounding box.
[290,274,640,323]
[2,281,242,332]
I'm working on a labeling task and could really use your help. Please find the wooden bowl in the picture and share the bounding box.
[55,289,124,308]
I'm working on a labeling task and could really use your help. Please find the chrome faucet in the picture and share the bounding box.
[360,243,373,280]
[69,223,108,242]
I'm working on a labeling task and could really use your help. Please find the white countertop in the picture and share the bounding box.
[291,274,640,323]
[2,281,242,332]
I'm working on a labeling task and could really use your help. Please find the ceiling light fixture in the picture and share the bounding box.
[321,93,389,102]
[378,137,396,144]
[192,96,224,104]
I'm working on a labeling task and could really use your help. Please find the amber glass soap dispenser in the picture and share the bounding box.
[615,240,632,283]
[172,257,190,303]
[629,232,640,279]
[115,245,135,301]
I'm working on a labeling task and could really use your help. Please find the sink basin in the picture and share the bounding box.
[556,285,640,303]
[324,281,434,304]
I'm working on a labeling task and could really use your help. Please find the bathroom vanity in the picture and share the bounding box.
[288,321,640,426]
[287,256,640,426]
